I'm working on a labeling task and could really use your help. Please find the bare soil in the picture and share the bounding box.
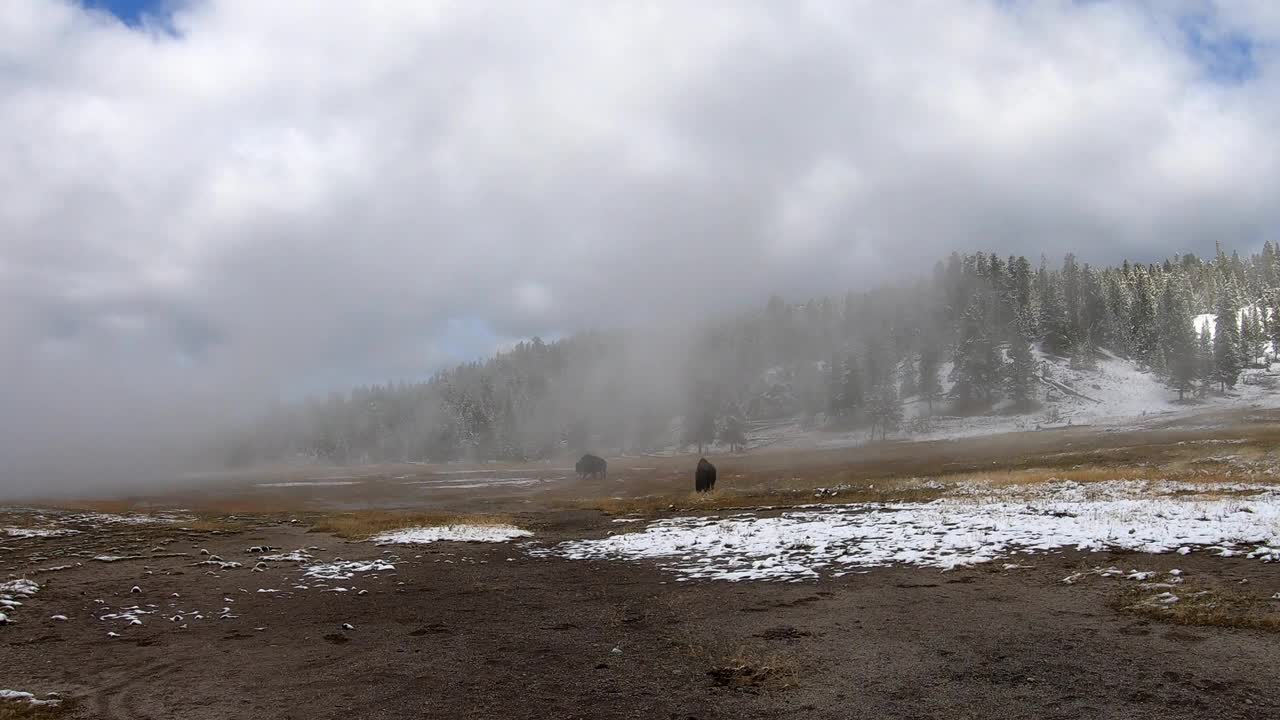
[3,512,1279,720]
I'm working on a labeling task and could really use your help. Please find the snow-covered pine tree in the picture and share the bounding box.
[683,407,717,455]
[1240,304,1265,367]
[1062,253,1083,343]
[718,408,747,453]
[950,298,1001,413]
[1213,284,1242,391]
[1197,321,1214,398]
[1006,333,1038,411]
[826,355,844,419]
[899,353,918,400]
[918,345,942,411]
[1039,278,1072,356]
[841,353,864,414]
[1008,255,1035,334]
[683,382,719,454]
[1103,271,1134,357]
[868,381,902,441]
[1069,327,1098,371]
[1160,280,1197,401]
[864,328,892,389]
[1130,267,1159,369]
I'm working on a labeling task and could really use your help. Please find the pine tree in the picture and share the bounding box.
[950,299,1001,412]
[841,354,864,414]
[1006,334,1038,411]
[868,382,902,441]
[918,345,942,411]
[1039,280,1072,356]
[825,355,844,419]
[1008,255,1035,332]
[1196,321,1214,398]
[683,383,719,453]
[683,407,717,454]
[899,354,918,399]
[1103,272,1133,357]
[864,330,891,389]
[718,410,747,453]
[1264,290,1280,368]
[1160,281,1197,401]
[1240,305,1264,367]
[1213,287,1242,391]
[1130,267,1159,369]
[1061,253,1083,342]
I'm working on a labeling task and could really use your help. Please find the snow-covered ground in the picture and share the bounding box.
[256,480,363,488]
[0,579,40,623]
[538,480,1280,581]
[373,524,532,544]
[756,349,1280,451]
[1,511,190,539]
[302,560,395,581]
[405,477,547,489]
[0,689,61,707]
[4,527,79,539]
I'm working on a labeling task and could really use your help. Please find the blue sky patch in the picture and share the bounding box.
[1179,14,1258,85]
[81,0,172,29]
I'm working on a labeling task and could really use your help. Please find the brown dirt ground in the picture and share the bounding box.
[2,511,1279,720]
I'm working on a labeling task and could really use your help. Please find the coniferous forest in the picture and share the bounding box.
[221,244,1280,467]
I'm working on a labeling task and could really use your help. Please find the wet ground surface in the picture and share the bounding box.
[3,512,1279,720]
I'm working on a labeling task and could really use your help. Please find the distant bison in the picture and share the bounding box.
[695,457,717,493]
[576,454,607,481]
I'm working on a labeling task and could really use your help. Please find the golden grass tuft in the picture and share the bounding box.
[1112,586,1280,633]
[306,510,519,539]
[685,643,800,692]
[0,697,74,720]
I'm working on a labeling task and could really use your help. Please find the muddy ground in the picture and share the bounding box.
[3,510,1278,720]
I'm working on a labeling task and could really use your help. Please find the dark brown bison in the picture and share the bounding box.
[695,457,717,493]
[576,454,607,481]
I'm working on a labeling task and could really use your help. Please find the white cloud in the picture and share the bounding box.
[1,0,1279,486]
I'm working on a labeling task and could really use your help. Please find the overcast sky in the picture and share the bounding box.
[2,1,1280,488]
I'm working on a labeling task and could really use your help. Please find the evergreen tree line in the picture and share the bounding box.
[219,243,1280,466]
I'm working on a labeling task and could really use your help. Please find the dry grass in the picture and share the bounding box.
[571,477,953,517]
[685,643,799,692]
[1112,586,1280,633]
[0,698,73,720]
[947,466,1162,487]
[568,450,1276,517]
[306,510,519,539]
[176,515,255,533]
[574,491,757,516]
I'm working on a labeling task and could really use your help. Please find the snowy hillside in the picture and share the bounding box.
[1193,305,1275,365]
[745,348,1280,452]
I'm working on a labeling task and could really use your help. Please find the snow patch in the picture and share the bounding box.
[539,482,1280,581]
[372,525,532,545]
[0,579,39,597]
[405,477,551,489]
[0,690,60,707]
[256,481,362,488]
[260,550,313,563]
[4,527,79,539]
[303,560,395,581]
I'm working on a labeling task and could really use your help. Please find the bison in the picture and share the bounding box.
[695,457,717,493]
[576,453,607,481]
